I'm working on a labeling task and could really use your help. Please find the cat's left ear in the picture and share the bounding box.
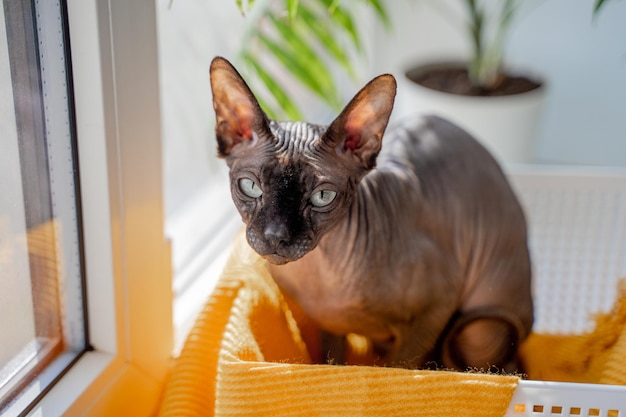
[210,56,269,157]
[323,74,396,170]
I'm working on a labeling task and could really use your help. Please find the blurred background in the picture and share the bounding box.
[157,0,626,220]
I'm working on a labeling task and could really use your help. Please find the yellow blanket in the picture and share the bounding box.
[520,278,626,385]
[157,233,626,416]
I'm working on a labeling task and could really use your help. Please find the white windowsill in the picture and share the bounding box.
[12,352,114,417]
[166,175,242,352]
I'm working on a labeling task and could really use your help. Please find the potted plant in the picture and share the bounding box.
[400,0,618,164]
[398,0,546,164]
[232,0,391,120]
[231,0,546,163]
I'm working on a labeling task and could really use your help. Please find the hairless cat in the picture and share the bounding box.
[210,56,533,371]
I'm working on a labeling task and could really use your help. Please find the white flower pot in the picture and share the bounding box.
[395,62,547,164]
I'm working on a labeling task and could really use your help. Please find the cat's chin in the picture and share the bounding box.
[263,253,294,265]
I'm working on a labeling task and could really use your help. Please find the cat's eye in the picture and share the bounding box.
[311,190,337,207]
[239,178,263,198]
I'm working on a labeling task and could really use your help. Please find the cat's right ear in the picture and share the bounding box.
[210,57,269,157]
[323,73,396,170]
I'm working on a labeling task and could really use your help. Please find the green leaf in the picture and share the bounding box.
[243,54,303,120]
[236,0,257,15]
[257,34,322,101]
[500,0,517,27]
[319,0,362,52]
[236,0,244,14]
[362,0,391,29]
[236,0,391,117]
[286,0,299,20]
[267,14,341,108]
[594,0,608,15]
[298,4,357,80]
[255,95,279,120]
[328,0,341,14]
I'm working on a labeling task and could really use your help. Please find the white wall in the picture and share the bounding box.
[157,0,246,215]
[508,0,626,166]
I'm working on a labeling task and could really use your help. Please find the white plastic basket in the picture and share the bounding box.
[505,166,626,416]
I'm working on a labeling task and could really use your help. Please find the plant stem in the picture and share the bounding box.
[465,0,519,90]
[465,0,485,87]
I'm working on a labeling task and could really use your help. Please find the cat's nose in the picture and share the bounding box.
[264,221,290,246]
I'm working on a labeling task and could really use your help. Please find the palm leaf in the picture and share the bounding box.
[362,0,391,29]
[298,3,358,80]
[267,13,341,107]
[319,0,363,52]
[327,0,341,14]
[243,54,303,120]
[237,0,390,118]
[236,0,257,14]
[287,0,299,19]
[257,33,333,108]
[594,0,608,15]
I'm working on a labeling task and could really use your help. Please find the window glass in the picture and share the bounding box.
[0,0,87,412]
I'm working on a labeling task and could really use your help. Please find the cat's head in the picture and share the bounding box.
[210,56,396,264]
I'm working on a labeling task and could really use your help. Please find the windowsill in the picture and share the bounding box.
[166,175,242,352]
[21,347,171,416]
[6,351,113,416]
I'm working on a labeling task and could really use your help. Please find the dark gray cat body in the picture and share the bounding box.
[210,56,533,370]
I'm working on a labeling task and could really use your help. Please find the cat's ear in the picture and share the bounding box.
[210,57,269,157]
[323,74,396,170]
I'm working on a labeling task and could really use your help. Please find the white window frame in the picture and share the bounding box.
[11,0,172,415]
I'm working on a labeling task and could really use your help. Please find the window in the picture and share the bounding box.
[2,0,172,415]
[0,0,87,413]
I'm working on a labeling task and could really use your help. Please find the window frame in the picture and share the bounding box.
[1,0,93,409]
[11,0,173,415]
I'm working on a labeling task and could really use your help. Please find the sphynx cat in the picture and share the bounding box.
[209,56,533,370]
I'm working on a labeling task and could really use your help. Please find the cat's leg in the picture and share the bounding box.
[384,304,459,369]
[320,330,346,365]
[438,306,527,372]
[441,242,533,372]
[380,245,464,369]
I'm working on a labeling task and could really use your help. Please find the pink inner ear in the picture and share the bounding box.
[240,125,252,139]
[230,101,254,139]
[236,108,252,139]
[344,130,361,151]
[343,105,376,151]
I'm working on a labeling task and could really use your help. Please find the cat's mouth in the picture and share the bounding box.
[246,229,313,264]
[263,253,292,265]
[260,248,310,265]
